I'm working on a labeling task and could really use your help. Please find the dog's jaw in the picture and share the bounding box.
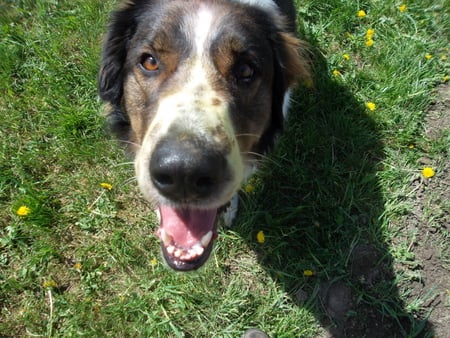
[156,207,218,271]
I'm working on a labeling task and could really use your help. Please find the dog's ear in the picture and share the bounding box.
[98,2,143,106]
[275,32,311,92]
[256,31,311,153]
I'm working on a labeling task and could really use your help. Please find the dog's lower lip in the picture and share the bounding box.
[160,236,215,271]
[159,229,214,262]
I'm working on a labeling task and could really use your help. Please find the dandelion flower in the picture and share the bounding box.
[408,144,415,149]
[443,75,449,83]
[244,184,255,193]
[365,102,376,111]
[425,53,433,60]
[422,167,435,178]
[303,78,314,88]
[303,269,315,277]
[398,4,407,12]
[357,10,366,17]
[332,69,342,77]
[342,53,350,61]
[365,39,374,47]
[73,262,82,270]
[256,230,265,244]
[150,258,158,266]
[100,182,113,190]
[42,279,58,289]
[366,28,375,39]
[16,205,30,217]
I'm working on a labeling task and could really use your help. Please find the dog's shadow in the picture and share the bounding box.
[234,50,433,337]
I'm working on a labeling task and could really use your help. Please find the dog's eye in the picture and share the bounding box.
[235,63,254,82]
[140,54,159,72]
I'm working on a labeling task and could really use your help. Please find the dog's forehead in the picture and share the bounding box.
[133,1,272,55]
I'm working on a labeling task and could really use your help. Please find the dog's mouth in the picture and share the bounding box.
[156,206,218,271]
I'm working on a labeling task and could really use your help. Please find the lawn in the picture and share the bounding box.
[1,0,448,336]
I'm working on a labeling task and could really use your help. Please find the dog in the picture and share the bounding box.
[98,0,310,271]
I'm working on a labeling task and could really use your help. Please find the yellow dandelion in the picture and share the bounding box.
[425,53,433,60]
[150,258,158,267]
[408,144,415,149]
[100,182,113,190]
[366,28,375,39]
[256,230,265,244]
[365,102,377,111]
[357,10,366,18]
[398,4,407,12]
[342,53,350,61]
[422,167,435,178]
[443,75,449,83]
[73,262,82,270]
[42,279,58,289]
[303,269,315,277]
[332,69,342,77]
[303,78,314,88]
[16,205,31,217]
[365,39,374,47]
[244,184,255,193]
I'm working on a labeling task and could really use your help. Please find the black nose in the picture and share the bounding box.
[150,136,227,201]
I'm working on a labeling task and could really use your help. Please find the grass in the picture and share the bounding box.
[0,0,448,336]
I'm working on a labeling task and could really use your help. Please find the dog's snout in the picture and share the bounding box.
[150,136,227,201]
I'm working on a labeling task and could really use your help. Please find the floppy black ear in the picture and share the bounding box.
[98,2,146,106]
[256,32,311,153]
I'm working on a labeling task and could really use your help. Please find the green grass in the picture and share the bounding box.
[1,0,448,336]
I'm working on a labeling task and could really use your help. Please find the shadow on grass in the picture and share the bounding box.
[236,47,433,337]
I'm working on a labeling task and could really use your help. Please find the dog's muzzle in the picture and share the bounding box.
[150,136,227,202]
[149,135,230,271]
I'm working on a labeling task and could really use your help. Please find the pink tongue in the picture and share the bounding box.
[158,206,217,247]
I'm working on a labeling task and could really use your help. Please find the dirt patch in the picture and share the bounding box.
[424,84,450,140]
[319,244,405,338]
[396,83,450,337]
[317,84,449,337]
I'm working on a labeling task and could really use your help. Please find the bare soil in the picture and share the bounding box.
[319,84,450,337]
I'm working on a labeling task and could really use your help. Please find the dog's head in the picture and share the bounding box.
[99,0,310,271]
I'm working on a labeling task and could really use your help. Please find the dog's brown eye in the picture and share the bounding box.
[141,54,159,72]
[235,63,254,82]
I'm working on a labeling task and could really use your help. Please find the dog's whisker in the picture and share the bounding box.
[113,162,135,168]
[241,151,268,160]
[118,139,141,148]
[235,133,260,139]
[120,176,138,187]
[241,151,282,166]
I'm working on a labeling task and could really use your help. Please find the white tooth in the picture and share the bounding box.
[160,229,172,245]
[166,245,175,255]
[174,249,182,258]
[200,231,213,247]
[192,244,204,256]
[154,209,161,222]
[181,252,191,261]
